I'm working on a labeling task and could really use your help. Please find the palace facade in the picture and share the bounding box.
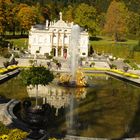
[28,12,89,58]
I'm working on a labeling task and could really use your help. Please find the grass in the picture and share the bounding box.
[83,67,140,79]
[7,38,28,49]
[90,36,140,64]
[4,35,140,64]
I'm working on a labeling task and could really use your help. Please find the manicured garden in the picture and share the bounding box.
[90,36,140,64]
[83,67,140,79]
[6,38,28,50]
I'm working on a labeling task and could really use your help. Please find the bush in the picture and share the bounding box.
[8,129,28,140]
[47,55,53,60]
[90,62,95,67]
[109,64,117,69]
[28,60,34,66]
[52,59,58,64]
[3,61,10,68]
[0,122,9,135]
[89,36,102,41]
[130,62,139,70]
[3,52,11,58]
[0,122,28,140]
[13,53,20,58]
[123,59,139,70]
[133,40,140,52]
[123,59,130,63]
[0,40,11,48]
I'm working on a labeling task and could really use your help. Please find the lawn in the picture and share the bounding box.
[7,38,28,49]
[5,36,140,64]
[90,36,140,64]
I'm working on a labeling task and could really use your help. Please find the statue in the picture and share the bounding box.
[3,54,18,68]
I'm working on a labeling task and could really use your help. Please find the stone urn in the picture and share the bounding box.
[123,66,129,72]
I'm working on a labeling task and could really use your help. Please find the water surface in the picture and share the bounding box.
[0,74,140,139]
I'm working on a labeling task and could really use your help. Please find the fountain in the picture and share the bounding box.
[69,24,80,82]
[59,25,87,87]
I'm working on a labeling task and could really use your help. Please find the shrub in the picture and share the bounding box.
[123,59,130,63]
[28,59,34,66]
[0,40,11,48]
[133,40,140,52]
[8,129,28,140]
[0,122,9,135]
[47,55,53,60]
[0,134,9,140]
[3,52,11,58]
[36,50,39,53]
[3,61,10,68]
[90,62,95,67]
[109,64,117,69]
[13,53,20,58]
[52,59,58,64]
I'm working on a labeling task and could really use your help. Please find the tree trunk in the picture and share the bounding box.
[114,32,118,42]
[35,85,38,108]
[12,25,15,36]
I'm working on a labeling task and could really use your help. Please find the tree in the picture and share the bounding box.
[21,66,54,107]
[127,11,140,39]
[104,0,128,41]
[63,5,74,22]
[17,5,36,34]
[133,40,140,52]
[74,3,99,36]
[32,4,45,24]
[0,0,12,36]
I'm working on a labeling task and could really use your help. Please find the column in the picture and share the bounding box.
[61,31,65,57]
[68,35,71,57]
[56,32,59,57]
[43,97,46,104]
[51,32,53,55]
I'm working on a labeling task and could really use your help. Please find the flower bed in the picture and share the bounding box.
[0,65,18,75]
[83,67,140,79]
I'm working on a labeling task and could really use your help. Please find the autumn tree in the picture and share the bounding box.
[17,5,36,34]
[63,5,74,22]
[0,0,12,36]
[74,3,99,36]
[104,0,128,41]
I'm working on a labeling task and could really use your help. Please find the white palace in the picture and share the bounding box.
[28,12,89,58]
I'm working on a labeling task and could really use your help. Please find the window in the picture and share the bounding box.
[82,52,86,55]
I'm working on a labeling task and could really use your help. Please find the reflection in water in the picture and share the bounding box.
[27,85,87,116]
[27,85,87,136]
[67,94,74,134]
[1,75,140,139]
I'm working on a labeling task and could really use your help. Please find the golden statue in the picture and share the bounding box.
[59,69,87,87]
[59,74,71,84]
[75,70,87,86]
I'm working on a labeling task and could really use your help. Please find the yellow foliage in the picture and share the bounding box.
[0,135,8,140]
[8,129,28,140]
[75,70,87,86]
[48,138,57,140]
[59,74,71,83]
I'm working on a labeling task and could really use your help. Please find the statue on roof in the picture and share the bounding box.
[59,12,62,21]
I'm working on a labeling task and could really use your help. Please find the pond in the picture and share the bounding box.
[0,74,140,139]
